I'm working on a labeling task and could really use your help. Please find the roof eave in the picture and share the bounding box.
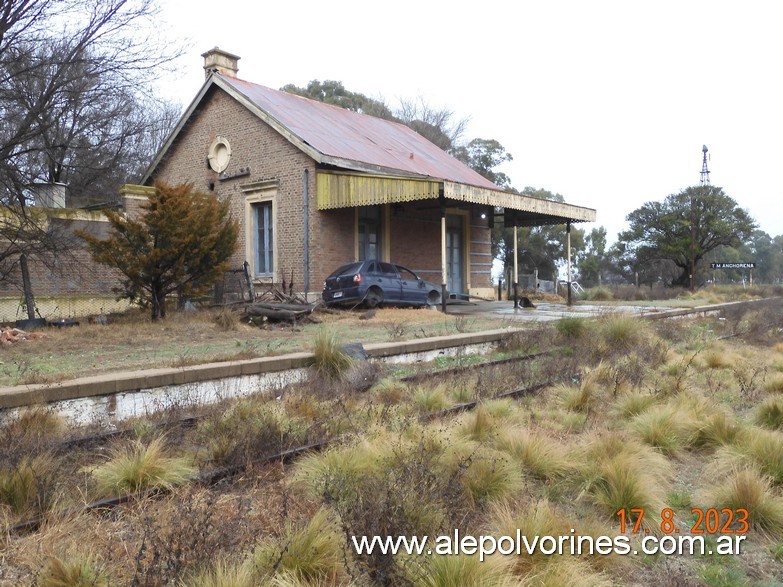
[141,77,219,184]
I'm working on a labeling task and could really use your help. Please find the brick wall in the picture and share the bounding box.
[151,88,336,296]
[0,210,124,300]
[150,86,494,298]
[390,204,493,292]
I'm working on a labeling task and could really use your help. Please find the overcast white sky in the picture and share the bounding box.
[156,0,783,242]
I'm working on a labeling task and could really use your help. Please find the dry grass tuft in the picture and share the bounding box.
[412,384,449,414]
[612,391,657,418]
[413,552,513,586]
[371,378,409,405]
[456,405,498,441]
[756,396,783,430]
[211,306,239,331]
[182,559,255,587]
[460,449,524,508]
[577,434,670,526]
[555,316,589,340]
[710,468,783,538]
[0,406,64,449]
[198,399,308,466]
[490,499,564,577]
[676,395,742,448]
[719,428,783,485]
[595,314,643,353]
[702,348,733,369]
[494,426,571,481]
[252,508,345,583]
[90,436,195,495]
[489,500,612,586]
[557,374,602,414]
[763,374,783,394]
[630,405,691,455]
[36,554,108,587]
[311,329,354,380]
[0,453,57,515]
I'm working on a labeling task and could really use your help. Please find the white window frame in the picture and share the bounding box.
[244,189,277,281]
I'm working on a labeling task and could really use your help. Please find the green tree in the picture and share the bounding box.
[619,185,756,288]
[80,182,238,320]
[494,187,585,285]
[280,80,395,119]
[578,226,609,287]
[452,138,513,189]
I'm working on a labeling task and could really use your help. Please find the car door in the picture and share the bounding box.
[397,265,426,305]
[377,262,402,302]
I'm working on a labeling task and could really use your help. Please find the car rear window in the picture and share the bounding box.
[329,263,363,279]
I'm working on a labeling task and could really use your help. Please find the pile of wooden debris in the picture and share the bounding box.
[236,285,330,326]
[0,327,46,345]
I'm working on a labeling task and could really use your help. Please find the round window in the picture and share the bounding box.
[208,136,232,173]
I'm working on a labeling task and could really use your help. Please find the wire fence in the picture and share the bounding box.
[0,296,134,324]
[0,266,255,325]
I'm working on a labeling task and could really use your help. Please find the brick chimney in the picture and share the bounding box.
[202,47,240,79]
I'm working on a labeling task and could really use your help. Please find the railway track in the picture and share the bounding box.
[10,298,778,536]
[9,354,561,536]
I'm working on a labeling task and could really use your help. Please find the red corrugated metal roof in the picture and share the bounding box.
[219,75,500,191]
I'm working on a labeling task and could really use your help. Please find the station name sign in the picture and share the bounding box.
[710,263,756,269]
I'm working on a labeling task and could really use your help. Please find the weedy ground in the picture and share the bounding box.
[1,292,782,586]
[0,306,501,386]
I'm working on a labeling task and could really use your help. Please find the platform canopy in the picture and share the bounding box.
[316,171,595,226]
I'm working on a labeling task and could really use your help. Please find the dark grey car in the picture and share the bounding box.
[322,261,442,308]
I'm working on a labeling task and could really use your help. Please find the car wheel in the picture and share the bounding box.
[366,287,383,309]
[426,290,442,306]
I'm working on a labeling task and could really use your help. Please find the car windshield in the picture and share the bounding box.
[328,263,363,279]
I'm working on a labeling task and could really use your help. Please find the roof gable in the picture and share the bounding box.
[219,76,499,189]
[144,73,500,191]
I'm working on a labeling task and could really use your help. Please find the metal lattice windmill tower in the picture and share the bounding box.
[700,144,711,185]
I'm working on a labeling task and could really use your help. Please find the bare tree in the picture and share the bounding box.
[395,97,469,153]
[0,0,181,316]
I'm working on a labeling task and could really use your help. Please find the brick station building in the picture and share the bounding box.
[142,48,596,303]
